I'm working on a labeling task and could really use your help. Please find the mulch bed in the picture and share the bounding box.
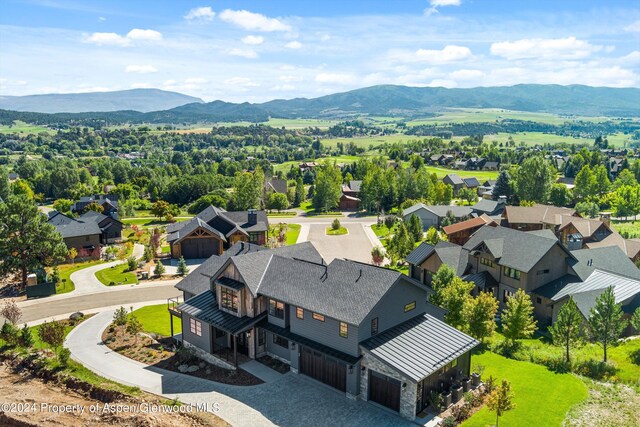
[102,327,263,386]
[256,355,290,374]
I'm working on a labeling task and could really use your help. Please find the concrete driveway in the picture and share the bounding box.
[303,223,378,263]
[66,311,412,427]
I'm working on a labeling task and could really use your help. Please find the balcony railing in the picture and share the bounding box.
[167,296,182,316]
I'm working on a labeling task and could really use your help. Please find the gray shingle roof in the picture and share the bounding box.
[348,180,362,192]
[463,225,565,273]
[433,241,469,276]
[48,212,102,238]
[177,290,265,334]
[259,257,424,325]
[167,205,269,239]
[266,179,288,194]
[443,174,464,185]
[471,199,505,216]
[361,313,479,382]
[463,177,480,187]
[166,217,227,243]
[569,246,640,281]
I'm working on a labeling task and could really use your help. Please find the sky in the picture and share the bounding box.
[1,0,639,102]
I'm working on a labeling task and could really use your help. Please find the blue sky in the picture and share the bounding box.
[1,0,639,102]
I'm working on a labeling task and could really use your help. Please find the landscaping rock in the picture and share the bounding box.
[177,364,189,373]
[187,365,199,372]
[69,312,84,321]
[198,362,205,368]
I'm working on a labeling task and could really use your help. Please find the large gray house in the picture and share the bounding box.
[402,203,473,229]
[171,242,479,421]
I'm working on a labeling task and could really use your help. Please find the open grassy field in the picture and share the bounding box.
[0,120,51,134]
[321,134,416,149]
[461,351,588,427]
[131,304,180,337]
[122,217,191,228]
[425,166,499,180]
[273,155,364,173]
[480,131,633,147]
[407,108,613,126]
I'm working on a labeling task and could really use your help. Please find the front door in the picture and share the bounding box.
[233,331,249,356]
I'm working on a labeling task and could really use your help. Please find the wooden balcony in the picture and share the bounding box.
[167,296,182,317]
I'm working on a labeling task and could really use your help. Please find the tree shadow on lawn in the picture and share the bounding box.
[630,348,640,366]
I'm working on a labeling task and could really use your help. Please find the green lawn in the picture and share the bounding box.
[372,223,391,237]
[286,223,301,245]
[53,259,104,294]
[424,166,499,180]
[610,220,640,238]
[461,351,588,427]
[326,226,348,235]
[95,264,137,286]
[121,217,190,228]
[130,304,180,337]
[0,120,51,134]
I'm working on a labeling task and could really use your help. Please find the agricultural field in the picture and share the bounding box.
[481,131,633,147]
[406,108,612,126]
[0,120,51,134]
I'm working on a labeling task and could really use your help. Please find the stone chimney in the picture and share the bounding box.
[248,209,257,226]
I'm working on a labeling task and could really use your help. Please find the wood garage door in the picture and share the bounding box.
[368,370,401,412]
[181,238,218,259]
[299,346,346,392]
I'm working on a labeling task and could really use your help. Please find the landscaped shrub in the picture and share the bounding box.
[127,256,137,272]
[58,348,71,367]
[574,359,617,380]
[451,402,472,422]
[0,322,19,346]
[19,324,34,348]
[331,218,341,231]
[463,391,483,408]
[441,416,457,427]
[176,345,196,364]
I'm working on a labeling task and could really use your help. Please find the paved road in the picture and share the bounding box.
[19,283,180,324]
[305,223,376,263]
[69,243,145,295]
[66,311,411,427]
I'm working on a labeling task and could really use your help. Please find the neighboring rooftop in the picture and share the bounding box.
[569,246,640,281]
[503,204,577,226]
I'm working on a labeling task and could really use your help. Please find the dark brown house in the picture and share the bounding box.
[167,206,269,259]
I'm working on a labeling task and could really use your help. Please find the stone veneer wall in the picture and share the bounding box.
[183,341,236,370]
[360,351,417,421]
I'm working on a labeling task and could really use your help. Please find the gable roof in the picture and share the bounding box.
[568,246,640,281]
[585,232,640,259]
[259,257,426,325]
[166,216,227,244]
[361,313,479,382]
[266,178,288,194]
[348,180,362,192]
[443,174,464,185]
[558,216,609,239]
[463,225,566,273]
[48,212,102,238]
[405,241,468,276]
[463,177,480,187]
[443,214,495,236]
[405,242,435,265]
[503,204,577,226]
[471,199,505,216]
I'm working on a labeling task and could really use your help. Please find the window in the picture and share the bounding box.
[269,299,285,319]
[536,297,542,304]
[189,318,202,337]
[273,334,288,348]
[220,287,238,312]
[296,307,304,319]
[312,312,325,322]
[371,317,379,335]
[404,301,416,312]
[480,257,495,268]
[503,266,521,280]
[249,232,260,243]
[339,322,348,338]
[503,289,516,304]
[536,269,550,276]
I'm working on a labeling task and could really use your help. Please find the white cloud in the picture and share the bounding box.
[224,77,259,87]
[242,35,264,45]
[184,6,215,21]
[412,45,471,64]
[319,33,331,42]
[285,41,302,49]
[130,82,153,88]
[624,20,640,33]
[126,29,163,42]
[124,64,158,73]
[280,75,304,82]
[84,28,162,46]
[448,69,484,80]
[271,84,296,91]
[425,0,461,15]
[227,48,258,58]
[315,73,356,84]
[426,78,458,87]
[219,9,291,32]
[84,32,129,46]
[162,80,177,86]
[619,51,640,65]
[185,77,208,84]
[490,37,601,60]
[98,17,106,22]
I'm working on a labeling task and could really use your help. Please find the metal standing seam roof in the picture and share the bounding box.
[176,290,266,334]
[463,270,498,290]
[361,313,479,382]
[550,269,640,304]
[405,242,435,265]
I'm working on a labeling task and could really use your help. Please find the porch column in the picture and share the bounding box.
[169,313,174,339]
[233,334,238,367]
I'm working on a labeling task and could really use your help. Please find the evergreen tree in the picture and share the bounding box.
[177,256,189,276]
[501,289,537,345]
[294,177,305,207]
[388,222,413,264]
[630,307,640,332]
[588,286,627,362]
[549,297,584,363]
[492,170,512,201]
[154,260,166,276]
[407,214,423,243]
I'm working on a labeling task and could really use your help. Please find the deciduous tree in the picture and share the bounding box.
[588,286,627,362]
[442,277,474,330]
[548,297,584,363]
[486,379,515,427]
[464,291,498,342]
[501,289,537,345]
[312,163,342,212]
[515,156,555,203]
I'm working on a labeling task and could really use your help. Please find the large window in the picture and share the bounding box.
[249,232,261,242]
[269,299,285,319]
[296,307,304,319]
[503,266,521,280]
[189,318,202,337]
[480,257,495,268]
[312,312,325,322]
[371,317,379,335]
[404,301,416,312]
[220,287,239,312]
[503,289,516,303]
[339,322,348,338]
[273,334,289,348]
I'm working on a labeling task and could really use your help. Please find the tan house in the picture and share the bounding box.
[502,204,578,231]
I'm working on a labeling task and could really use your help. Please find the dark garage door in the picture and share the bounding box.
[300,346,346,392]
[369,370,401,412]
[181,238,218,259]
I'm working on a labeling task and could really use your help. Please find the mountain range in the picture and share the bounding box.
[0,89,203,113]
[1,85,638,124]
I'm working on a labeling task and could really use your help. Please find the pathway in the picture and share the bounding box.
[65,311,411,427]
[69,243,145,295]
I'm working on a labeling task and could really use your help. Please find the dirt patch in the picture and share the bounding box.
[102,326,263,386]
[564,379,640,427]
[0,362,228,427]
